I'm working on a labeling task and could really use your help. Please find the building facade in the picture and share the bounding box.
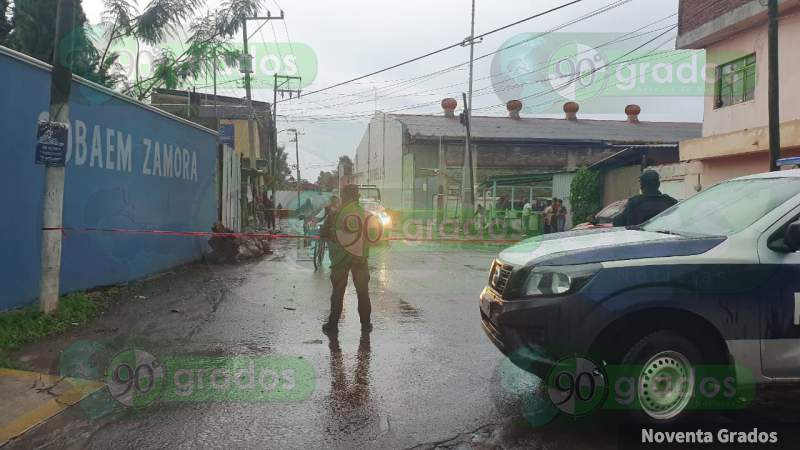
[677,0,800,186]
[353,100,701,215]
[151,89,272,165]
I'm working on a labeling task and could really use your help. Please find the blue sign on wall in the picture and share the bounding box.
[0,48,219,310]
[219,124,235,149]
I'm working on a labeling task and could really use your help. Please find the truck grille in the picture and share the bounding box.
[490,261,513,295]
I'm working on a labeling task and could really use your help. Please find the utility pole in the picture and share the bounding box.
[768,0,781,171]
[39,0,75,313]
[461,0,478,222]
[271,74,302,200]
[242,11,285,225]
[243,10,286,169]
[290,129,302,210]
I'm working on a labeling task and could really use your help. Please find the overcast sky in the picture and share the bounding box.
[81,0,699,181]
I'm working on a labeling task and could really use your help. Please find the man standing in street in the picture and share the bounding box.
[613,170,678,227]
[321,184,373,335]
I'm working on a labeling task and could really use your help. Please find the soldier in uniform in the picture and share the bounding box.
[613,170,678,227]
[321,185,377,335]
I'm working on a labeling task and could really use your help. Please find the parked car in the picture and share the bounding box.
[572,199,628,230]
[480,169,800,422]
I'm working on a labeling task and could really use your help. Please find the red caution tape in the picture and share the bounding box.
[42,227,520,245]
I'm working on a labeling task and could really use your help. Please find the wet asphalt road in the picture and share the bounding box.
[9,233,622,449]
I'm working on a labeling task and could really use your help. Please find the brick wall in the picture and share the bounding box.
[679,0,753,35]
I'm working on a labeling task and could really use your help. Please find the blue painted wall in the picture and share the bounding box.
[0,49,218,310]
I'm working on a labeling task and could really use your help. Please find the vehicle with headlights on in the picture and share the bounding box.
[358,185,392,240]
[480,168,800,422]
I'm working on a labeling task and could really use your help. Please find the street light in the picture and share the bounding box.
[278,128,302,211]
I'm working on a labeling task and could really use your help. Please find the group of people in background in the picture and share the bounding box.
[476,196,568,235]
[541,198,567,234]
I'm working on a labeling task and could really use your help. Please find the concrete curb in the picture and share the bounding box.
[0,369,104,447]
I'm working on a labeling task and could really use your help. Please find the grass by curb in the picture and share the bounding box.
[0,293,102,368]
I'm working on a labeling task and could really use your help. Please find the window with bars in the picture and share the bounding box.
[715,54,756,108]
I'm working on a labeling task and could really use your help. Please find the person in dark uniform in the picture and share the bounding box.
[613,170,678,227]
[321,185,373,335]
[263,195,276,230]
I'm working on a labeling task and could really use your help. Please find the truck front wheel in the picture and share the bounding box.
[620,330,703,423]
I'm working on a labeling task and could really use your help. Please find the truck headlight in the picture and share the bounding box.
[379,212,391,226]
[523,264,601,297]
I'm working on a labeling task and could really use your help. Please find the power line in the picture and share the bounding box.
[473,24,680,112]
[277,0,726,122]
[295,0,635,109]
[284,0,724,118]
[271,0,298,62]
[279,31,686,123]
[292,0,588,100]
[282,26,682,121]
[307,18,677,112]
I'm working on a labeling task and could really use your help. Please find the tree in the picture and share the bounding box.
[570,167,603,224]
[97,0,262,100]
[271,144,292,189]
[8,0,123,87]
[316,170,338,191]
[338,155,353,169]
[0,0,12,45]
[337,155,354,185]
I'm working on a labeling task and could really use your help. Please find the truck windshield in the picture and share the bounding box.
[642,177,800,237]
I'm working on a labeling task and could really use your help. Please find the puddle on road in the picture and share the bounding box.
[192,342,273,357]
[397,300,420,320]
[324,333,381,440]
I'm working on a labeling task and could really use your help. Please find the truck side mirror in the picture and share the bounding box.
[786,221,800,252]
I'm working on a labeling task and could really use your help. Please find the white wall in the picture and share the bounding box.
[354,113,405,210]
[649,161,704,200]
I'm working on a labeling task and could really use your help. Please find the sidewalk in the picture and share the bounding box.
[0,369,102,446]
[0,242,287,448]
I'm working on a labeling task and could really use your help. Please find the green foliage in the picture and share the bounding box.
[135,0,203,46]
[316,170,338,191]
[0,352,17,369]
[0,293,101,368]
[570,167,604,224]
[7,0,123,88]
[115,0,263,100]
[338,155,353,167]
[8,0,59,61]
[272,144,292,189]
[0,0,12,44]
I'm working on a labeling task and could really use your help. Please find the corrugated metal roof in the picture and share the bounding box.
[389,114,701,144]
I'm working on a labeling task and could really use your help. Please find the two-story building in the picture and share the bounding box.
[677,0,800,186]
